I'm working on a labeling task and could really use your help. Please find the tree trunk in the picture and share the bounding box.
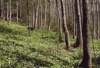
[32,2,35,28]
[20,0,22,25]
[35,2,39,28]
[1,0,3,19]
[97,0,99,40]
[56,0,63,42]
[9,0,11,23]
[16,1,18,24]
[27,0,30,36]
[43,0,47,30]
[79,0,92,67]
[40,1,43,29]
[60,0,71,51]
[20,0,21,18]
[93,0,97,39]
[7,2,8,21]
[72,0,76,39]
[48,0,51,31]
[75,0,82,47]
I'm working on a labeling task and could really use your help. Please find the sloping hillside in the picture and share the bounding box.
[0,22,100,68]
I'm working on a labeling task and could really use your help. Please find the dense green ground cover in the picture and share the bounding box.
[0,22,100,68]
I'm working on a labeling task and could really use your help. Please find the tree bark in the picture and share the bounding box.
[1,0,4,19]
[32,2,35,28]
[79,0,92,67]
[35,2,39,28]
[9,0,11,23]
[27,0,30,36]
[60,0,71,51]
[75,0,82,47]
[97,0,99,40]
[16,1,18,24]
[7,2,8,21]
[43,0,47,30]
[48,0,51,31]
[93,0,97,39]
[56,0,63,42]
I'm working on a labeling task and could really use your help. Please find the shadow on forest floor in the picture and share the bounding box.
[92,57,100,65]
[11,51,54,67]
[0,46,54,67]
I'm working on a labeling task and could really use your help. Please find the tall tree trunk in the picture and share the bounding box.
[1,0,3,19]
[27,0,30,36]
[93,0,97,39]
[20,0,22,25]
[48,0,51,31]
[35,2,39,28]
[72,0,76,39]
[40,1,43,29]
[75,0,82,47]
[16,1,18,24]
[60,0,71,51]
[8,0,11,25]
[32,2,35,28]
[43,0,47,30]
[7,2,8,21]
[97,0,99,40]
[20,0,21,18]
[56,0,63,42]
[9,0,11,23]
[79,0,92,67]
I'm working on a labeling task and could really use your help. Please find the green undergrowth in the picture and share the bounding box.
[0,22,100,68]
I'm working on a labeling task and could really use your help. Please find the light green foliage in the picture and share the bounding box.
[0,22,100,68]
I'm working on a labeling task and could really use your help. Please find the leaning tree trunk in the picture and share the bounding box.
[79,0,92,68]
[75,0,82,47]
[60,0,71,51]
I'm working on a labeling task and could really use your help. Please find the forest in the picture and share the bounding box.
[0,0,100,68]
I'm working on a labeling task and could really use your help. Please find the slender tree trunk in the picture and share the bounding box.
[9,0,11,23]
[48,0,51,31]
[35,2,39,28]
[40,1,43,29]
[16,1,18,24]
[97,0,99,40]
[75,0,82,47]
[72,0,76,39]
[27,0,30,36]
[93,0,97,39]
[43,0,47,30]
[32,2,35,28]
[7,2,8,21]
[79,0,92,67]
[20,0,22,25]
[1,0,3,19]
[60,0,71,51]
[8,0,11,25]
[20,0,21,18]
[56,0,63,42]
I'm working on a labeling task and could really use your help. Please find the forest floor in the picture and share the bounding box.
[0,21,100,68]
